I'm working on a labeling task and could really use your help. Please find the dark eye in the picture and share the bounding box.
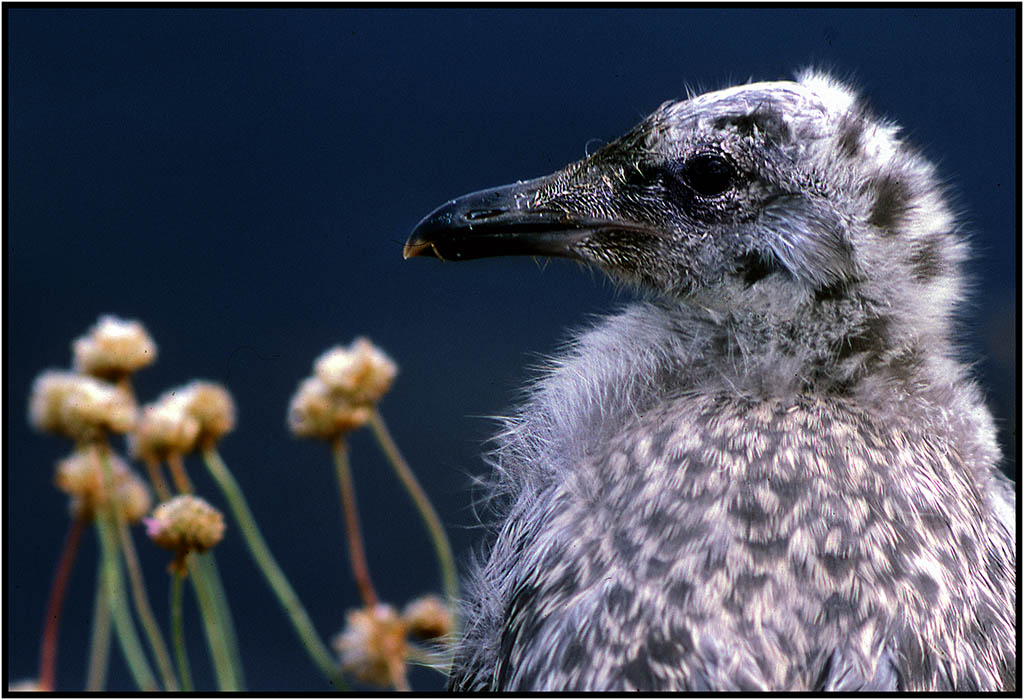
[678,154,735,196]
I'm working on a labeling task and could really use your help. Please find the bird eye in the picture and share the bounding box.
[678,154,735,197]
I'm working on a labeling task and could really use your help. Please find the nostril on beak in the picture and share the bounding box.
[464,209,506,221]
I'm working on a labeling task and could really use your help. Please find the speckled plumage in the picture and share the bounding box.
[408,71,1016,691]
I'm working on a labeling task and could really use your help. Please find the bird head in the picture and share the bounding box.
[407,72,965,378]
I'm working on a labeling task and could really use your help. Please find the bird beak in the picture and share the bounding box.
[404,176,593,261]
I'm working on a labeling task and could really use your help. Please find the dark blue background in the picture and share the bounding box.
[7,7,1017,692]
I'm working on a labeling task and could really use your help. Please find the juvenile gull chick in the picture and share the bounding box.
[405,71,1016,691]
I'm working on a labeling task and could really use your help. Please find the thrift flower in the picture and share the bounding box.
[28,371,81,435]
[314,338,398,405]
[60,375,137,440]
[73,315,157,380]
[130,392,200,461]
[182,381,236,445]
[333,604,408,687]
[55,449,152,522]
[30,372,136,441]
[289,338,398,440]
[288,377,371,439]
[403,594,452,641]
[146,495,225,555]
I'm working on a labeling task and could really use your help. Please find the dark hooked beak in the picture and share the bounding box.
[404,176,594,261]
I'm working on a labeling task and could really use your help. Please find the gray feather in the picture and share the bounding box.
[416,71,1016,691]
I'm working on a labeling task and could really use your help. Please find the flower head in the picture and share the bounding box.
[333,604,408,687]
[29,371,80,435]
[182,381,236,445]
[402,594,452,641]
[55,449,152,522]
[130,391,200,461]
[289,338,398,441]
[145,495,225,556]
[30,371,137,441]
[288,376,371,440]
[314,338,397,405]
[116,473,153,524]
[73,315,157,380]
[60,375,138,440]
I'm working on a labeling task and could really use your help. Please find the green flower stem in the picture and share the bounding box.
[96,445,175,689]
[368,409,460,632]
[331,437,378,607]
[160,452,243,690]
[94,513,158,690]
[85,568,112,691]
[95,448,159,691]
[200,446,347,689]
[115,519,179,690]
[186,555,239,690]
[170,571,193,691]
[197,553,245,689]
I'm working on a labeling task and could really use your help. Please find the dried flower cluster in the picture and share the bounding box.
[145,494,225,574]
[30,372,138,442]
[334,603,409,687]
[28,315,158,443]
[30,317,236,457]
[131,382,236,461]
[402,594,452,641]
[72,315,157,380]
[289,338,397,440]
[131,394,200,461]
[27,316,456,692]
[314,339,397,404]
[184,381,236,445]
[55,449,152,522]
[333,594,452,688]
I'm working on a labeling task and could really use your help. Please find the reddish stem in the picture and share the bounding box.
[389,656,410,692]
[38,516,87,691]
[143,457,172,502]
[331,438,378,607]
[166,452,194,494]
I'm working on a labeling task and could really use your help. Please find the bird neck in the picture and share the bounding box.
[488,297,994,518]
[531,297,956,454]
